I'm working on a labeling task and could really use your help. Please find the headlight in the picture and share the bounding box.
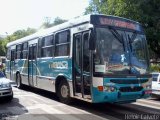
[143,84,151,89]
[104,86,117,92]
[1,83,11,88]
[142,78,152,89]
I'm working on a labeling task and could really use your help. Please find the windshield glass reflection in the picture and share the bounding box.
[94,27,149,75]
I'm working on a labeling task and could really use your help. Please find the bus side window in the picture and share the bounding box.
[22,42,28,59]
[43,35,54,57]
[39,35,54,58]
[55,30,70,56]
[38,38,43,58]
[16,44,22,59]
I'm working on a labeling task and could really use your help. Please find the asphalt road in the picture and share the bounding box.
[0,86,160,120]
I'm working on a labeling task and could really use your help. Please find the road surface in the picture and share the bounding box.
[0,86,160,120]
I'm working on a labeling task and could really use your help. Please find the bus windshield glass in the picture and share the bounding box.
[94,27,149,75]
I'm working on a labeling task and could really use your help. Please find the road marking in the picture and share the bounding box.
[39,104,82,120]
[137,99,160,107]
[23,104,63,110]
[133,102,160,110]
[23,103,109,120]
[14,94,36,97]
[18,114,50,120]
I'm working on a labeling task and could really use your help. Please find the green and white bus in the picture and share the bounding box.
[6,14,152,104]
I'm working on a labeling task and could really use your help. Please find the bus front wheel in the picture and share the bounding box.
[57,81,71,104]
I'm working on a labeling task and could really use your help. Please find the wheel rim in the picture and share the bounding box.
[61,85,68,98]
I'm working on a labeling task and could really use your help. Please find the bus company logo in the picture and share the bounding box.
[49,61,68,69]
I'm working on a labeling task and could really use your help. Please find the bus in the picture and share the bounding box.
[6,14,152,104]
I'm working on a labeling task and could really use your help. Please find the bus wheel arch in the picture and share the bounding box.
[16,72,22,89]
[55,76,71,104]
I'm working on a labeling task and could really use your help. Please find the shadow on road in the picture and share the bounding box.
[151,94,160,100]
[0,97,28,119]
[17,85,160,120]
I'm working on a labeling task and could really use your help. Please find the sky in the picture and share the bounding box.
[0,0,89,35]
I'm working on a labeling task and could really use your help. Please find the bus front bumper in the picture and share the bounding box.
[92,87,151,103]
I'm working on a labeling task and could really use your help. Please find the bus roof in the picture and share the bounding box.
[7,14,141,47]
[7,15,91,47]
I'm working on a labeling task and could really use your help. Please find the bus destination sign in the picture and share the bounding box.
[99,17,140,31]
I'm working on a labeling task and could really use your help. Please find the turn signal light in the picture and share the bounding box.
[97,86,103,91]
[145,90,152,94]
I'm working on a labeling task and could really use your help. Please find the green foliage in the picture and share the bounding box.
[150,64,160,72]
[85,0,108,14]
[40,17,67,29]
[0,17,66,56]
[85,0,160,59]
[0,28,36,56]
[0,40,6,56]
[53,17,67,26]
[11,28,36,41]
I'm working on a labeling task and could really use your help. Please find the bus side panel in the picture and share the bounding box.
[21,59,29,85]
[36,58,72,93]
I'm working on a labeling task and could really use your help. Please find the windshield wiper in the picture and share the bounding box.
[109,27,125,51]
[128,32,137,52]
[109,27,123,43]
[129,32,137,43]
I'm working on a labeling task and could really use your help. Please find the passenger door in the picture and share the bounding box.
[10,49,15,80]
[28,43,37,87]
[73,31,91,99]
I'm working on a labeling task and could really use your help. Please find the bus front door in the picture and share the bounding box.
[10,50,15,80]
[28,44,37,87]
[73,32,91,99]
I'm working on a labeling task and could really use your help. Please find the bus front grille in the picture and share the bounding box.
[119,86,143,92]
[110,79,148,84]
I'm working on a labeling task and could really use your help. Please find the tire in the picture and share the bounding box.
[7,92,13,102]
[57,81,71,104]
[16,73,22,89]
[151,94,160,99]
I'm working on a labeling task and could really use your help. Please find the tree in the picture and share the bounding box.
[85,0,108,14]
[0,16,66,56]
[85,0,160,59]
[0,28,36,56]
[40,17,67,29]
[10,28,36,41]
[0,40,6,56]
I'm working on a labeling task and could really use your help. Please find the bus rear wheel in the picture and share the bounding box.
[57,81,71,104]
[16,73,22,89]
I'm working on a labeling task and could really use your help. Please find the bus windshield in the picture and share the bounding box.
[94,27,149,75]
